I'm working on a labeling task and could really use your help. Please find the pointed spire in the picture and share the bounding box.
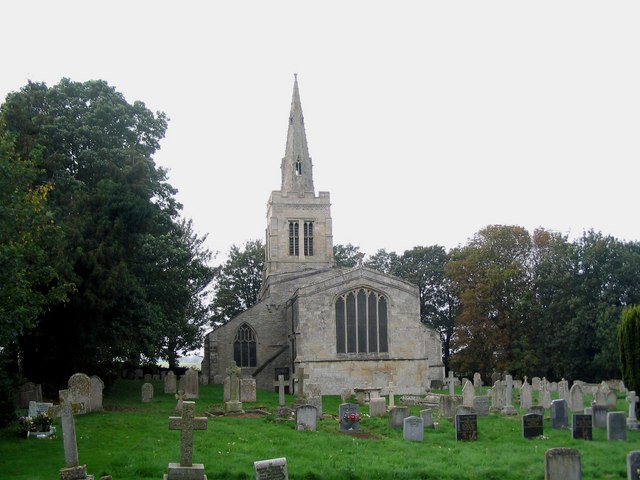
[281,74,314,194]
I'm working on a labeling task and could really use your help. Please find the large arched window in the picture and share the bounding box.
[234,323,257,367]
[335,288,388,354]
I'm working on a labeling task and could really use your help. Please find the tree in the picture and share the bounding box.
[333,243,363,268]
[364,248,400,274]
[211,240,264,326]
[618,305,640,393]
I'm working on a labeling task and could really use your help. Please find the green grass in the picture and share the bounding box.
[0,380,637,479]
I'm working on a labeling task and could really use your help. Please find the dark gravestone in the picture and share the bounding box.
[389,406,410,429]
[550,399,569,429]
[455,413,478,441]
[522,413,543,439]
[607,411,627,440]
[339,403,360,432]
[571,414,592,440]
[628,451,640,480]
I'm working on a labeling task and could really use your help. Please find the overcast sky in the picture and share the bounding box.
[3,1,639,263]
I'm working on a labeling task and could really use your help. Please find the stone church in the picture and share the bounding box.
[201,76,444,395]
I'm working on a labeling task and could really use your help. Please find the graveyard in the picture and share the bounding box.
[1,377,639,479]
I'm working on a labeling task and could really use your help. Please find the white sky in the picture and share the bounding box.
[3,1,639,263]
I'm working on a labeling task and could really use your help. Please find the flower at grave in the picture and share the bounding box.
[33,412,52,431]
[18,416,35,435]
[341,412,361,424]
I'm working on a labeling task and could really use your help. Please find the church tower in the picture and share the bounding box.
[263,75,334,278]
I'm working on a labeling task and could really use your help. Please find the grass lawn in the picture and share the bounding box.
[0,380,638,479]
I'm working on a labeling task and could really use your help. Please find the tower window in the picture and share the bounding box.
[289,221,299,256]
[295,158,302,176]
[335,288,388,354]
[234,323,257,367]
[303,222,313,256]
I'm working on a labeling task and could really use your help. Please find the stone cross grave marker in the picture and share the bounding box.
[225,361,243,413]
[387,381,395,409]
[502,374,517,415]
[167,401,207,473]
[522,413,543,439]
[571,413,592,440]
[254,457,288,480]
[175,390,185,413]
[444,371,456,396]
[627,391,639,430]
[544,448,581,480]
[273,374,287,407]
[293,367,310,402]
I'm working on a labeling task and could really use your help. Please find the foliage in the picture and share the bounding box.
[618,305,640,393]
[333,243,363,268]
[211,240,264,326]
[364,248,399,274]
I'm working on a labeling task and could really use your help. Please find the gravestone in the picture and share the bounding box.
[529,405,545,416]
[339,403,360,432]
[240,377,257,402]
[306,391,323,419]
[550,399,569,429]
[627,391,639,430]
[520,381,533,411]
[473,372,482,392]
[592,404,608,428]
[444,371,456,396]
[502,374,517,415]
[571,414,592,440]
[539,383,551,409]
[594,387,608,407]
[455,413,478,441]
[184,369,199,400]
[387,382,395,409]
[403,416,424,441]
[544,448,581,480]
[473,396,490,416]
[491,370,500,385]
[292,367,310,404]
[628,451,640,480]
[165,401,207,479]
[68,373,92,414]
[28,401,53,418]
[144,374,152,381]
[439,395,463,418]
[369,397,386,417]
[141,383,154,403]
[389,406,410,428]
[532,377,541,391]
[522,413,543,439]
[57,389,93,480]
[420,409,434,428]
[165,371,177,395]
[462,380,474,407]
[490,380,505,411]
[569,383,583,412]
[19,382,43,409]
[558,378,569,402]
[296,405,317,431]
[89,376,103,412]
[607,411,627,440]
[254,457,288,480]
[606,391,618,410]
[225,362,243,414]
[273,375,287,407]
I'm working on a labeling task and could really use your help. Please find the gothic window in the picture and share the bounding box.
[295,157,302,176]
[303,222,313,256]
[234,323,257,368]
[335,288,389,354]
[289,221,299,256]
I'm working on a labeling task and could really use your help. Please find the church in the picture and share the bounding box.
[201,76,444,395]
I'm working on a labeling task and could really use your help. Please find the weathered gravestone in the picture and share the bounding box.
[628,451,640,480]
[490,380,505,412]
[544,448,581,480]
[532,377,541,391]
[550,399,569,429]
[569,383,583,413]
[473,372,482,392]
[455,413,478,441]
[439,395,463,418]
[141,383,154,403]
[339,403,360,432]
[529,405,545,416]
[240,377,257,402]
[89,376,103,412]
[184,369,199,400]
[225,362,243,414]
[28,401,53,418]
[558,379,569,402]
[571,414,592,440]
[369,397,386,417]
[164,371,177,395]
[296,405,317,431]
[292,367,310,405]
[164,401,207,480]
[54,389,94,480]
[68,373,92,414]
[254,457,288,480]
[502,375,517,415]
[473,396,490,416]
[539,383,551,409]
[462,380,474,407]
[389,406,410,429]
[19,382,43,409]
[522,413,543,439]
[403,416,424,442]
[444,371,456,396]
[273,375,287,407]
[387,382,395,409]
[520,381,533,411]
[592,404,608,428]
[606,391,618,410]
[607,411,627,440]
[420,408,434,429]
[306,383,322,419]
[627,391,639,430]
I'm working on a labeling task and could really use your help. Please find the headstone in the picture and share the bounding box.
[254,457,288,480]
[592,404,608,428]
[627,391,639,430]
[57,389,93,480]
[439,395,463,418]
[550,399,569,429]
[473,372,482,392]
[389,406,410,428]
[472,396,490,416]
[606,391,618,410]
[387,382,395,409]
[628,451,640,480]
[558,378,570,402]
[369,397,386,417]
[184,369,199,400]
[19,382,43,409]
[490,380,505,411]
[273,375,287,407]
[141,383,154,403]
[522,413,543,439]
[68,373,92,414]
[539,383,551,409]
[491,370,500,385]
[520,381,533,411]
[164,371,177,395]
[444,371,456,395]
[594,387,608,407]
[455,413,478,441]
[502,375,517,415]
[133,368,143,380]
[306,383,323,418]
[403,416,424,441]
[165,401,207,479]
[339,403,360,432]
[296,405,317,431]
[571,414,592,440]
[240,378,257,402]
[462,380,475,407]
[607,411,627,440]
[225,361,243,414]
[532,377,541,391]
[420,409,434,428]
[88,376,103,412]
[144,373,152,381]
[544,448,581,480]
[28,401,53,418]
[569,383,583,413]
[292,367,310,403]
[529,405,545,416]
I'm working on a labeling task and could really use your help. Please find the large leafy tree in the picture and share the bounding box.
[1,78,208,388]
[211,240,264,326]
[333,243,363,268]
[618,305,640,393]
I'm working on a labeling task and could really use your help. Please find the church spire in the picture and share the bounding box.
[281,74,314,194]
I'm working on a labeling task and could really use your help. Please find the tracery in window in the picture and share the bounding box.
[234,323,257,367]
[335,288,388,354]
